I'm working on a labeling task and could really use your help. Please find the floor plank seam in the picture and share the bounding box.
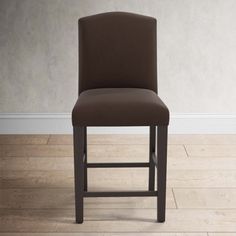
[171,188,178,209]
[46,135,51,144]
[183,144,189,158]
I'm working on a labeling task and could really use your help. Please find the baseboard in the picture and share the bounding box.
[0,113,235,134]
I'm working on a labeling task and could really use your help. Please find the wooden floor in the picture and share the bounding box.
[0,134,236,235]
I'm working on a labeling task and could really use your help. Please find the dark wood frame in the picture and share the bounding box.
[73,125,168,223]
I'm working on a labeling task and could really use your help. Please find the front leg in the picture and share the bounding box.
[157,125,168,222]
[73,126,85,223]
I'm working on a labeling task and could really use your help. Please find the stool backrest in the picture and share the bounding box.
[79,12,157,94]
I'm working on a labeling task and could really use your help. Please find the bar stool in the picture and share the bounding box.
[72,12,169,223]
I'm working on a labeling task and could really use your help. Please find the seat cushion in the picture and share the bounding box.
[72,88,169,126]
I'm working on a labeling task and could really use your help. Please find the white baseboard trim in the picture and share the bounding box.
[0,113,236,134]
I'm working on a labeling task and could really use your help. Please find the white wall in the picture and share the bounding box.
[0,0,236,133]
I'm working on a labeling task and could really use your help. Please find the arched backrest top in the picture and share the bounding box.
[79,12,157,94]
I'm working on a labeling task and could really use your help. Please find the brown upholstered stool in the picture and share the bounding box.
[72,12,169,223]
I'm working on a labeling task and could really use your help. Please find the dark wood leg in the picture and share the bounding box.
[157,125,168,222]
[149,126,156,191]
[73,126,84,223]
[84,127,87,191]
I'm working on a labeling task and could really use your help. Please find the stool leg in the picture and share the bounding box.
[73,126,84,223]
[157,125,168,222]
[84,127,88,191]
[149,126,156,190]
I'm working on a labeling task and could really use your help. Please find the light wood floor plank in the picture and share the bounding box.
[208,233,236,236]
[88,144,186,159]
[0,170,74,188]
[185,145,236,157]
[168,170,236,188]
[97,234,207,236]
[0,233,208,236]
[169,135,236,145]
[0,188,176,209]
[2,156,236,171]
[173,188,236,209]
[0,209,235,232]
[0,145,73,157]
[168,157,236,170]
[1,134,235,147]
[88,144,148,158]
[0,169,148,189]
[0,144,187,158]
[0,157,74,171]
[49,134,149,145]
[48,134,72,145]
[0,135,49,145]
[0,234,103,236]
[1,169,236,188]
[48,134,236,145]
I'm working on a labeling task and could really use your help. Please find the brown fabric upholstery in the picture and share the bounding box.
[79,12,157,93]
[73,12,169,126]
[72,88,169,126]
